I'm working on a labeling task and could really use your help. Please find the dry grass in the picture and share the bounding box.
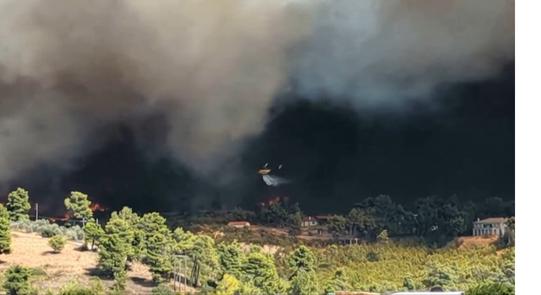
[455,235,498,249]
[0,231,156,294]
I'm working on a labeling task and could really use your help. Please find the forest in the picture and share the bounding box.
[0,188,514,295]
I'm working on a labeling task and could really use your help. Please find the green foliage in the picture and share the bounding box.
[113,269,128,291]
[0,204,12,253]
[366,251,379,262]
[467,282,514,295]
[11,219,84,240]
[327,215,348,237]
[151,284,176,295]
[83,218,104,250]
[64,191,93,220]
[289,269,319,295]
[323,268,351,294]
[288,245,316,273]
[310,243,514,293]
[48,235,66,253]
[185,235,220,287]
[57,280,105,295]
[6,187,31,222]
[173,227,196,253]
[217,241,244,278]
[98,211,135,281]
[240,251,285,294]
[138,212,174,282]
[287,246,318,294]
[215,274,241,295]
[2,265,34,295]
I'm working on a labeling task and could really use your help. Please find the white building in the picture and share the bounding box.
[472,217,509,237]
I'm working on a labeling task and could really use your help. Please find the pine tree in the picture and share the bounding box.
[0,204,11,254]
[288,245,316,274]
[6,187,31,222]
[64,191,93,220]
[287,246,319,294]
[84,218,104,250]
[241,251,285,294]
[138,212,173,282]
[98,213,134,289]
[217,240,244,278]
[184,235,220,287]
[2,265,32,295]
[289,269,319,295]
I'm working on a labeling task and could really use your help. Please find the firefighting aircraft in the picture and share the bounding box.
[258,163,289,186]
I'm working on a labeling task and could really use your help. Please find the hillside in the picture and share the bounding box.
[0,231,157,294]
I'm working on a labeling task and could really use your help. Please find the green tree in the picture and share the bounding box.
[217,241,244,278]
[64,191,93,220]
[289,269,319,295]
[287,246,318,295]
[185,235,220,287]
[83,218,104,250]
[151,284,176,295]
[48,235,66,253]
[116,207,143,260]
[138,212,174,282]
[215,274,241,295]
[98,212,135,289]
[327,215,348,238]
[241,251,285,294]
[6,187,31,222]
[347,207,377,239]
[288,245,316,274]
[173,227,196,253]
[2,265,33,295]
[0,204,11,254]
[467,283,514,295]
[324,269,351,294]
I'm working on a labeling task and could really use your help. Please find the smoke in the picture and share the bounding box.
[294,0,514,108]
[0,0,514,185]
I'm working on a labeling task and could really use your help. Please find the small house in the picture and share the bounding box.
[472,217,509,237]
[301,216,319,227]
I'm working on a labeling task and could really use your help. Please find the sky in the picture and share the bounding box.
[0,0,514,214]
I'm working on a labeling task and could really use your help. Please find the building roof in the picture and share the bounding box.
[302,216,317,222]
[475,217,509,224]
[227,221,250,225]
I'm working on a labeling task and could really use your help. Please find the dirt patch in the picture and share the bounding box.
[455,235,498,249]
[0,231,156,294]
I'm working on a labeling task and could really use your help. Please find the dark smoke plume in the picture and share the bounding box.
[0,0,514,189]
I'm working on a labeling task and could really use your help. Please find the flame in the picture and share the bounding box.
[258,196,287,208]
[90,203,106,212]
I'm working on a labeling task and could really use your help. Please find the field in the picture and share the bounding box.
[0,229,514,294]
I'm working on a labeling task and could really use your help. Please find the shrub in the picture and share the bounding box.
[366,251,379,262]
[468,283,515,295]
[57,280,105,295]
[151,284,176,295]
[48,235,67,253]
[2,265,34,295]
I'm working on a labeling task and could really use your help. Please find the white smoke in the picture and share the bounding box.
[0,0,514,184]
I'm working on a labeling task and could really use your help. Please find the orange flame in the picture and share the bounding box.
[90,203,106,213]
